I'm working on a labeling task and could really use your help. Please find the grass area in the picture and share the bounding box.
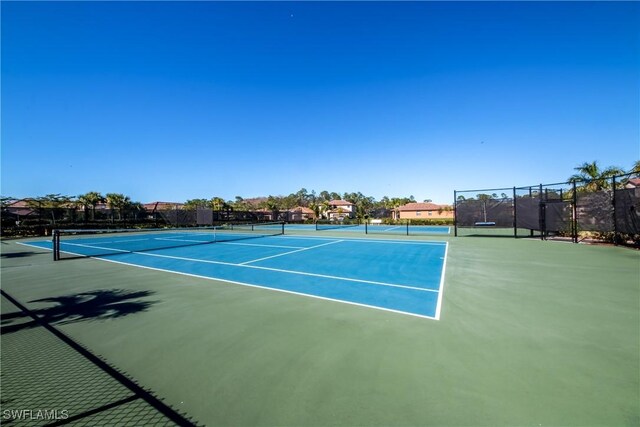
[1,233,638,426]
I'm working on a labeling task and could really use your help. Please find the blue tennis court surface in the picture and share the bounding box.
[289,223,451,235]
[23,233,448,319]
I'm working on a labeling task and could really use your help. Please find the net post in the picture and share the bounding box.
[539,184,545,241]
[612,176,617,245]
[52,229,60,261]
[512,186,517,238]
[453,191,458,237]
[281,221,285,235]
[365,221,368,234]
[406,220,409,236]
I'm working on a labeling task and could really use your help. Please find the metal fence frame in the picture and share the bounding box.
[454,172,639,245]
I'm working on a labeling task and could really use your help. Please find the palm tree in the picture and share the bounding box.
[210,197,228,211]
[568,161,624,191]
[631,160,640,177]
[106,193,131,221]
[27,194,72,225]
[77,191,103,221]
[184,199,210,210]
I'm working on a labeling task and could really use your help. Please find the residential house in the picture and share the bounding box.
[326,200,356,220]
[625,178,640,189]
[289,206,316,222]
[393,202,453,220]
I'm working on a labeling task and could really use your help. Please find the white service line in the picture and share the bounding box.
[239,240,343,265]
[56,240,435,293]
[139,251,437,293]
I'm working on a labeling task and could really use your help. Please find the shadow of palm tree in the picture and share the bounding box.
[1,289,157,334]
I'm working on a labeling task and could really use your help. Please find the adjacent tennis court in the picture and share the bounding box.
[310,222,451,235]
[23,228,448,319]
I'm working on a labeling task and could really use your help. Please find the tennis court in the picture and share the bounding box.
[2,231,638,426]
[309,222,451,235]
[22,228,448,319]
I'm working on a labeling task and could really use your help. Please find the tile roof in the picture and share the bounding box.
[289,207,315,214]
[329,200,354,206]
[143,202,184,211]
[396,202,448,211]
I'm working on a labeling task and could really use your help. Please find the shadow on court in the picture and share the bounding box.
[1,290,196,426]
[0,251,40,259]
[1,289,158,335]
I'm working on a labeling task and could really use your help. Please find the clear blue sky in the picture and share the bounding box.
[2,1,638,204]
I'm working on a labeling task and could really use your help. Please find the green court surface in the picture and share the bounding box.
[1,232,638,426]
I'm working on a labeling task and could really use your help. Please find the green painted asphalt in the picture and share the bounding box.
[1,234,638,426]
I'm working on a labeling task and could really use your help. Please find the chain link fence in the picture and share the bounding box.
[454,172,639,245]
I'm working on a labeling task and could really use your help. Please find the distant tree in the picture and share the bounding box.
[27,194,73,225]
[319,191,331,203]
[106,193,131,221]
[1,196,15,209]
[210,197,227,211]
[231,196,255,211]
[631,160,640,176]
[568,161,625,191]
[184,199,210,210]
[295,188,310,207]
[77,191,104,221]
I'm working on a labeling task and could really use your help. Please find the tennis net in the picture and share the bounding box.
[315,219,360,231]
[52,222,285,260]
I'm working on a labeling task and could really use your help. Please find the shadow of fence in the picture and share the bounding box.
[0,290,198,426]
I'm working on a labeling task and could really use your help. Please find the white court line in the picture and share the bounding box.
[155,237,304,249]
[218,241,304,249]
[433,241,449,320]
[71,255,439,320]
[155,237,210,244]
[142,251,436,293]
[278,235,447,246]
[382,226,403,232]
[239,240,343,265]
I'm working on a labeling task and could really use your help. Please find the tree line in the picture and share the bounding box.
[1,189,431,222]
[182,190,428,219]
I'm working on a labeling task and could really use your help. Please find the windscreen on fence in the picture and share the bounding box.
[615,186,640,235]
[540,183,573,236]
[576,189,613,232]
[455,172,640,244]
[455,189,513,228]
[514,188,540,231]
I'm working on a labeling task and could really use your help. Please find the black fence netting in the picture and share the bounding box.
[514,189,539,231]
[577,190,613,232]
[455,172,639,245]
[615,186,640,235]
[454,189,513,228]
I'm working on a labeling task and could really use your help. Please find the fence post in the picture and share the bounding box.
[453,191,458,237]
[612,176,617,245]
[539,184,545,240]
[512,186,517,238]
[572,181,578,243]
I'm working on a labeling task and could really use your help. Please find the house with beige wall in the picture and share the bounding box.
[393,202,453,220]
[326,200,355,220]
